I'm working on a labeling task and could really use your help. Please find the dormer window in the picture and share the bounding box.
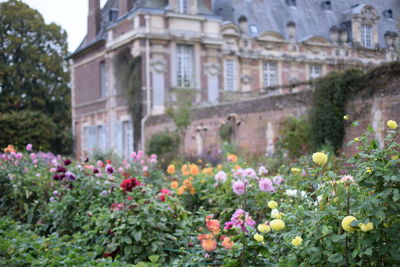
[179,0,188,13]
[109,9,118,22]
[285,0,296,7]
[250,25,259,35]
[383,9,393,19]
[361,24,372,48]
[321,1,331,11]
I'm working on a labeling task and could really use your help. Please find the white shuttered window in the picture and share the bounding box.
[123,121,133,159]
[179,0,188,13]
[310,65,322,80]
[361,24,372,48]
[176,44,194,88]
[263,62,277,87]
[224,59,236,91]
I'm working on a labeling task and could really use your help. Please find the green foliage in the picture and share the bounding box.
[114,49,142,150]
[166,89,194,135]
[219,124,233,143]
[0,0,71,154]
[276,116,311,159]
[0,111,58,152]
[148,132,180,165]
[310,69,364,153]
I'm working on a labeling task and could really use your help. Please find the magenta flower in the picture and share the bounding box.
[15,153,22,160]
[232,180,246,195]
[26,144,32,151]
[30,153,36,160]
[64,159,72,166]
[131,152,137,159]
[228,208,255,232]
[224,221,234,230]
[65,172,76,181]
[259,178,275,192]
[105,164,114,175]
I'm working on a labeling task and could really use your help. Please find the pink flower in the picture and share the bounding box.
[258,166,268,176]
[15,153,22,159]
[273,175,284,185]
[50,168,56,172]
[214,171,227,184]
[244,168,257,179]
[142,166,148,172]
[228,209,255,232]
[118,167,124,172]
[131,152,137,159]
[33,159,38,165]
[224,221,234,230]
[30,153,36,160]
[232,180,246,195]
[151,154,157,160]
[105,164,114,174]
[140,160,145,165]
[137,151,143,160]
[233,168,245,179]
[97,160,104,167]
[259,178,275,192]
[26,144,32,151]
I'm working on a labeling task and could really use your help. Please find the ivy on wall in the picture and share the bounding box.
[113,49,142,150]
[310,68,364,153]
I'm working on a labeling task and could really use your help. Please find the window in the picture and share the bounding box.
[310,65,322,80]
[285,0,296,7]
[109,9,118,21]
[263,62,277,87]
[250,25,259,35]
[96,125,106,151]
[383,10,393,19]
[179,0,188,13]
[224,59,236,91]
[321,1,331,11]
[361,24,372,48]
[176,44,194,88]
[100,62,107,98]
[122,121,133,159]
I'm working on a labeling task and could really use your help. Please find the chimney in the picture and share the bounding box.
[287,21,296,41]
[87,0,101,43]
[329,26,339,43]
[204,0,212,10]
[238,15,248,33]
[119,0,136,17]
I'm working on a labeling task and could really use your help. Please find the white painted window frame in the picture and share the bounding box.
[224,59,236,91]
[361,24,372,49]
[263,61,278,87]
[176,44,194,88]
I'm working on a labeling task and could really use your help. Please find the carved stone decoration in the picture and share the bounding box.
[241,74,252,85]
[204,62,220,76]
[150,59,167,73]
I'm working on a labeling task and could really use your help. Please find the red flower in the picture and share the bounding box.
[110,203,125,210]
[106,159,112,164]
[159,194,166,202]
[120,178,141,192]
[158,188,171,202]
[127,196,133,201]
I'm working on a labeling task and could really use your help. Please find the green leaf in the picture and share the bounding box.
[328,253,344,263]
[134,231,142,242]
[124,236,132,244]
[149,255,159,263]
[393,189,399,202]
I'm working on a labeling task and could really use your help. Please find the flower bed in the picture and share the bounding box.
[0,120,399,266]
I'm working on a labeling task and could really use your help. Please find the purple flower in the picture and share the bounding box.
[93,168,99,174]
[100,190,108,196]
[30,153,36,160]
[49,197,56,202]
[53,190,59,196]
[224,221,234,230]
[56,166,67,173]
[273,175,284,185]
[52,174,61,181]
[105,164,114,175]
[65,171,76,181]
[232,180,246,195]
[214,171,227,184]
[259,178,275,192]
[228,208,255,232]
[233,168,245,179]
[26,144,32,151]
[64,159,72,166]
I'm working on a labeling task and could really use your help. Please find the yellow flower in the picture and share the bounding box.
[170,181,179,189]
[269,219,285,231]
[271,209,284,219]
[181,164,190,176]
[227,154,238,163]
[257,224,271,233]
[354,137,360,142]
[291,236,303,247]
[312,152,328,166]
[291,168,301,174]
[177,186,186,195]
[167,164,175,175]
[189,164,199,176]
[343,115,349,120]
[359,222,374,232]
[366,167,372,174]
[342,215,357,233]
[268,200,278,209]
[387,120,398,130]
[253,233,264,242]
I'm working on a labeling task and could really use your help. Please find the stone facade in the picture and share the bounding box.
[70,0,399,159]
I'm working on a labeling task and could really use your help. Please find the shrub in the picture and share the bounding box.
[148,132,180,165]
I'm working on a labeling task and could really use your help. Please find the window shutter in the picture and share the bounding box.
[224,59,236,91]
[115,121,123,157]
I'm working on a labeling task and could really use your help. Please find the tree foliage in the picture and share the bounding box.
[310,69,364,153]
[0,0,71,154]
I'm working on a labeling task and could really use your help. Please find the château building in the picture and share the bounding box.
[70,0,399,158]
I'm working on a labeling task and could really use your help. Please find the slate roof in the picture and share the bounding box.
[72,0,399,56]
[214,0,399,47]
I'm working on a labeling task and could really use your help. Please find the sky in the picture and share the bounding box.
[1,0,108,52]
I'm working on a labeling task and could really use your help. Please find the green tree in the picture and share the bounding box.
[0,0,71,154]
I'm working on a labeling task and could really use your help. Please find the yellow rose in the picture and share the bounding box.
[291,168,301,174]
[167,164,175,175]
[291,236,303,247]
[359,222,374,232]
[343,115,349,120]
[268,200,278,209]
[253,233,264,242]
[354,137,360,142]
[387,120,398,130]
[257,224,271,233]
[312,152,328,166]
[269,219,285,231]
[342,215,357,233]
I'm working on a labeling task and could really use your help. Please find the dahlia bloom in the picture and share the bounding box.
[214,171,227,184]
[273,175,284,185]
[227,209,255,232]
[232,180,246,195]
[312,152,328,166]
[26,144,32,151]
[206,218,221,234]
[120,178,141,192]
[201,238,217,252]
[227,154,238,163]
[254,233,264,242]
[233,168,246,179]
[167,164,175,174]
[259,178,275,192]
[268,200,278,209]
[244,168,257,179]
[258,166,268,176]
[359,222,374,232]
[65,172,76,181]
[342,216,357,233]
[291,236,303,247]
[189,164,199,176]
[269,219,285,231]
[257,224,271,233]
[221,236,234,249]
[170,181,179,189]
